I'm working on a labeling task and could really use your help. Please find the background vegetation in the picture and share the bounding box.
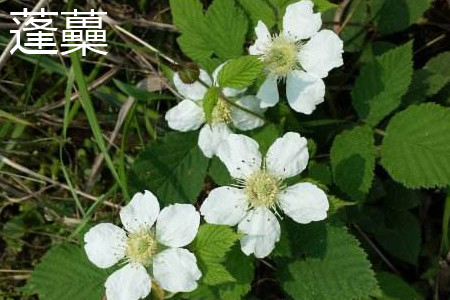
[1,0,450,299]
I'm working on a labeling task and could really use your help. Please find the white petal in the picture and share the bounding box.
[120,190,160,232]
[200,186,249,226]
[238,207,280,258]
[257,75,279,108]
[84,223,126,268]
[265,132,309,179]
[299,29,344,78]
[282,1,322,40]
[217,133,262,179]
[286,70,325,114]
[156,204,200,248]
[212,63,246,97]
[173,70,212,101]
[165,100,205,132]
[231,95,266,131]
[198,123,232,158]
[153,248,202,293]
[249,21,271,55]
[105,263,151,300]
[278,182,329,224]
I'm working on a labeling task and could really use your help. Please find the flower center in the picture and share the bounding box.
[244,170,282,209]
[125,229,157,266]
[262,35,299,77]
[212,98,232,124]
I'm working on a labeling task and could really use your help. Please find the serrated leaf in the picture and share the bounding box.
[192,224,240,286]
[425,51,450,80]
[217,245,254,300]
[372,0,431,34]
[170,0,213,63]
[308,162,332,186]
[330,125,375,201]
[352,42,413,126]
[403,69,449,104]
[381,103,450,188]
[203,87,220,124]
[238,0,276,29]
[28,244,112,300]
[376,272,423,300]
[203,0,248,60]
[128,131,209,204]
[218,56,264,89]
[278,221,380,300]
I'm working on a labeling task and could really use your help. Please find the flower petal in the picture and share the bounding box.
[153,248,202,293]
[249,21,271,55]
[198,123,232,158]
[120,190,160,232]
[217,133,262,179]
[200,186,249,226]
[84,223,126,268]
[299,29,344,78]
[286,70,325,114]
[231,95,266,131]
[212,63,246,97]
[156,204,200,248]
[105,263,151,300]
[238,207,280,258]
[265,132,309,179]
[282,0,322,40]
[165,100,205,132]
[173,70,212,101]
[278,182,329,224]
[257,75,279,108]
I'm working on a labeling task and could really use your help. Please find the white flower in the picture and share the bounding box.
[200,132,329,258]
[165,64,266,158]
[249,0,344,114]
[84,191,202,300]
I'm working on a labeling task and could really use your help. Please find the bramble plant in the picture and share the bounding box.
[2,0,450,300]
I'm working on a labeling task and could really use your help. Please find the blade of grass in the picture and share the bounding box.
[70,52,127,196]
[60,67,86,216]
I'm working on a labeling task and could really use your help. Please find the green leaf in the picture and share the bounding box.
[381,103,450,188]
[203,87,220,124]
[128,131,209,204]
[28,244,112,300]
[203,0,248,60]
[403,69,450,104]
[425,51,450,80]
[351,206,421,265]
[192,224,240,286]
[278,221,380,300]
[170,0,213,63]
[238,0,276,29]
[330,125,375,201]
[376,272,423,300]
[372,0,431,34]
[352,41,413,126]
[308,162,332,186]
[338,0,369,53]
[217,245,255,300]
[209,156,234,186]
[218,56,264,89]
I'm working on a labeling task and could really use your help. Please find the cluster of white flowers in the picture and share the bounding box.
[84,1,342,299]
